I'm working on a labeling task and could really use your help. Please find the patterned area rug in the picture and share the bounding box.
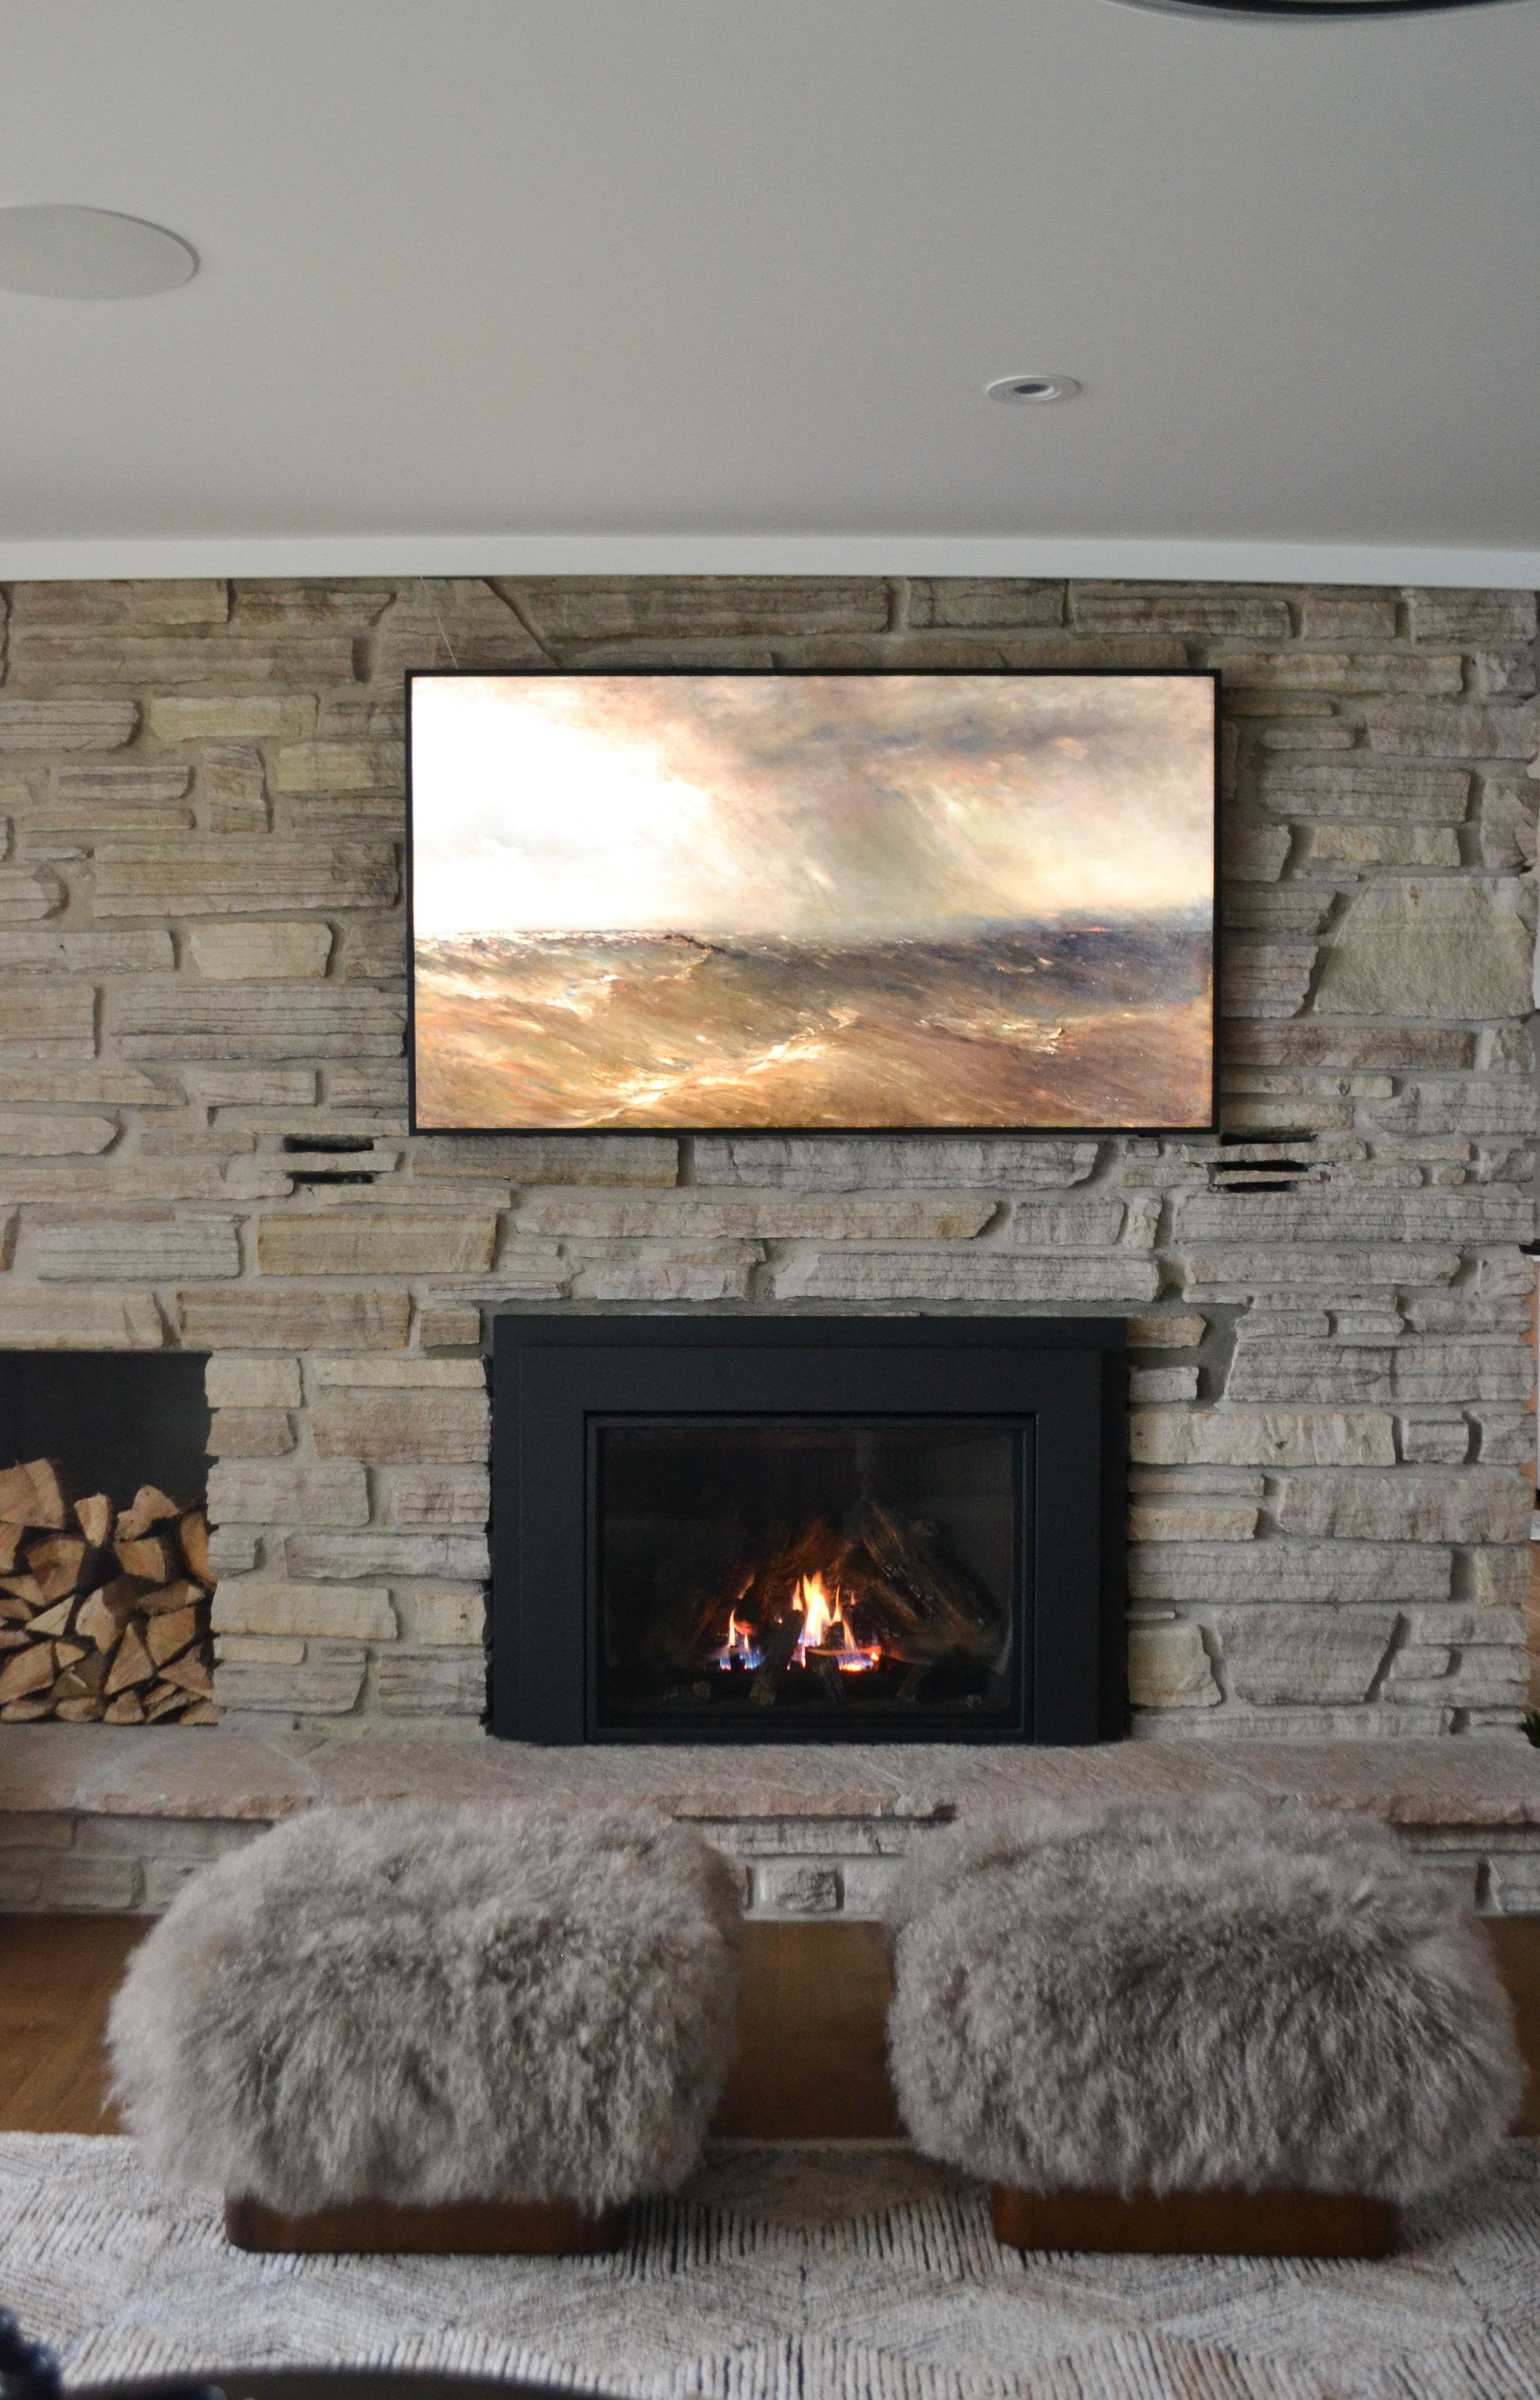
[4,2134,1540,2400]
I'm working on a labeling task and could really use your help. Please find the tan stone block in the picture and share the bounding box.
[373,580,547,674]
[35,1213,241,1282]
[410,1133,674,1187]
[775,1251,1160,1304]
[214,1635,306,1664]
[908,580,1065,630]
[0,929,173,973]
[94,840,396,918]
[212,1651,366,1715]
[1181,1245,1461,1292]
[1275,1468,1533,1543]
[23,804,193,843]
[179,1287,409,1349]
[312,1392,488,1464]
[1071,585,1291,636]
[417,1304,481,1348]
[0,1114,116,1157]
[207,1408,295,1457]
[207,1459,369,1527]
[1127,1315,1207,1348]
[1127,1618,1221,1708]
[1222,825,1291,883]
[1006,1200,1125,1248]
[274,742,401,795]
[1361,700,1539,760]
[184,1067,318,1107]
[1212,1607,1398,1705]
[1131,1410,1397,1468]
[1132,1542,1447,1603]
[10,580,229,627]
[0,868,65,922]
[1304,825,1461,867]
[146,697,317,743]
[205,1355,302,1409]
[511,577,885,644]
[380,1467,489,1526]
[325,1064,407,1109]
[0,986,93,1057]
[1129,1367,1200,1405]
[16,631,354,686]
[312,1356,484,1388]
[117,984,404,1060]
[0,1068,169,1110]
[232,584,395,626]
[405,1591,484,1644]
[376,1650,484,1716]
[515,1189,993,1240]
[211,1578,395,1639]
[1259,764,1470,821]
[1316,878,1536,1020]
[1130,1502,1259,1541]
[691,1135,1098,1190]
[0,700,139,751]
[1407,591,1537,645]
[196,744,269,833]
[257,1212,496,1276]
[188,923,334,979]
[0,1290,163,1347]
[287,1531,489,1579]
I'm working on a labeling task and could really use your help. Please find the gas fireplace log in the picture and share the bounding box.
[852,1502,1001,1651]
[0,1457,70,1532]
[750,1609,805,1705]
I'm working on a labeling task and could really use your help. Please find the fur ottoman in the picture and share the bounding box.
[886,1798,1523,2256]
[109,1799,743,2252]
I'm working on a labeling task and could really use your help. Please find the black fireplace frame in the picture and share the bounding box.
[491,1315,1126,1747]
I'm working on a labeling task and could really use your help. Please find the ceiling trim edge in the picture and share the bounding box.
[0,534,1536,589]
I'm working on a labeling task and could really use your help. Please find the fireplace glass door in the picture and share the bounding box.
[593,1417,1023,1730]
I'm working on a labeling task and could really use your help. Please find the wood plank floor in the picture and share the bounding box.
[3,1912,1537,2142]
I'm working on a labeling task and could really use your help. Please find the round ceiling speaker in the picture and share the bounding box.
[987,375,1082,404]
[0,206,198,300]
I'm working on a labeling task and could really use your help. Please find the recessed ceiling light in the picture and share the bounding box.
[986,375,1082,405]
[0,206,198,300]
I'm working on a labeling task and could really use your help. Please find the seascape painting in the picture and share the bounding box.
[408,672,1215,1131]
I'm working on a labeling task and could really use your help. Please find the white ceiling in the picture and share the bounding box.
[1,0,1538,585]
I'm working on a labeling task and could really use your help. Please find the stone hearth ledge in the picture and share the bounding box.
[2,1725,1539,1917]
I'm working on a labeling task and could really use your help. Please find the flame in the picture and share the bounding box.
[792,1571,880,1673]
[715,1610,762,1670]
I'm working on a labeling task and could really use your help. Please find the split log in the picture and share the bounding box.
[1,1696,52,1721]
[144,1606,199,1666]
[0,1457,70,1530]
[159,1645,213,1698]
[116,1485,182,1542]
[0,1626,32,1651]
[25,1534,93,1603]
[74,1493,114,1547]
[0,1574,46,1609]
[140,1576,205,1617]
[181,1699,219,1725]
[144,1680,188,1720]
[178,1511,212,1588]
[0,1643,57,1703]
[0,1525,21,1574]
[115,1532,176,1584]
[75,1584,141,1650]
[0,1592,35,1625]
[103,1691,146,1724]
[103,1620,155,1696]
[54,1696,106,1722]
[25,1594,79,1640]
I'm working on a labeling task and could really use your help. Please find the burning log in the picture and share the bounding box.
[0,1464,219,1727]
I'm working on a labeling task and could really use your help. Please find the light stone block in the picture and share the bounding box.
[1408,591,1537,645]
[1178,1188,1536,1244]
[1130,1541,1449,1603]
[118,984,404,1061]
[565,1242,758,1303]
[376,1651,484,1716]
[0,986,94,1056]
[1478,781,1537,872]
[1468,1550,1532,1609]
[380,1467,489,1526]
[1126,1618,1221,1708]
[1007,1200,1125,1248]
[0,867,67,920]
[188,923,334,979]
[690,1135,1100,1190]
[180,1289,411,1349]
[1181,1245,1460,1293]
[410,1133,676,1186]
[1362,700,1539,759]
[214,1635,306,1664]
[184,1067,318,1107]
[1274,1468,1533,1543]
[1070,585,1291,636]
[1226,1341,1534,1409]
[0,1114,116,1157]
[11,579,229,628]
[417,1304,482,1348]
[94,840,395,918]
[211,1579,395,1639]
[1397,1417,1472,1466]
[406,1591,485,1644]
[205,1355,302,1409]
[1130,1367,1200,1404]
[1130,1410,1396,1467]
[207,1459,370,1527]
[205,1526,259,1572]
[1212,1608,1399,1705]
[311,1356,486,1388]
[212,1651,366,1715]
[371,579,548,674]
[1304,826,1461,867]
[774,1251,1160,1304]
[257,1213,497,1276]
[1316,878,1536,1021]
[286,1531,490,1580]
[1222,825,1291,882]
[273,741,401,794]
[34,1214,241,1282]
[1259,765,1470,821]
[312,1392,489,1464]
[1220,943,1317,1018]
[1130,1502,1258,1541]
[515,1190,994,1241]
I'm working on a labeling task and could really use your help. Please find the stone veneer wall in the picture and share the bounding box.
[0,573,1535,1742]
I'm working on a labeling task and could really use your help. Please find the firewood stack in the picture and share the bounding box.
[0,1458,218,1726]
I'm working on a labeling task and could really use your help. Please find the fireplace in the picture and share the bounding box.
[491,1317,1125,1745]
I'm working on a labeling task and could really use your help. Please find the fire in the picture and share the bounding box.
[715,1610,761,1670]
[792,1570,880,1673]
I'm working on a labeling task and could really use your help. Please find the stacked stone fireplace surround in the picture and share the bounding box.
[1,571,1538,1919]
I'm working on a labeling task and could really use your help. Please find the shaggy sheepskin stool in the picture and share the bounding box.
[886,1798,1522,2216]
[108,1799,743,2223]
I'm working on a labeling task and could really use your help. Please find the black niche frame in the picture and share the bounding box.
[491,1314,1126,1746]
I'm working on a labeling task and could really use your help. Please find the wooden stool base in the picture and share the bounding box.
[992,2184,1398,2258]
[225,2193,630,2256]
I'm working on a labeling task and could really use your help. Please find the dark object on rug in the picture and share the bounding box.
[991,2183,1399,2257]
[107,1800,743,2221]
[224,2191,628,2255]
[73,2380,593,2400]
[0,2307,62,2400]
[886,1797,1523,2212]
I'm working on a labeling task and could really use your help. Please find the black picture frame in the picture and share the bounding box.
[405,666,1221,1140]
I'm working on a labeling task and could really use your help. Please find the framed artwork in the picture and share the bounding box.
[406,669,1218,1134]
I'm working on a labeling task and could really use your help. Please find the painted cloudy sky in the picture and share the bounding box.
[410,673,1214,941]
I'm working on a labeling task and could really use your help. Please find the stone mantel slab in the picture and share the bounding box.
[3,1723,1538,1830]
